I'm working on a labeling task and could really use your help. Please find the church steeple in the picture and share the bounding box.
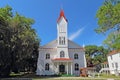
[57,9,67,23]
[57,9,69,58]
[57,9,68,47]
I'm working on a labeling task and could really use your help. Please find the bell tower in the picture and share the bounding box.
[57,9,68,47]
[57,9,69,58]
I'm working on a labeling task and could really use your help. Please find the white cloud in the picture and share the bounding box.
[69,27,84,40]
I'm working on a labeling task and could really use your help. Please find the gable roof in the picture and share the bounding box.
[68,40,83,48]
[40,39,83,49]
[41,40,57,48]
[108,50,120,56]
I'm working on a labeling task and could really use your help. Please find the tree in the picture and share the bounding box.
[0,6,39,77]
[0,6,13,76]
[85,45,97,57]
[95,0,120,50]
[103,30,120,50]
[95,0,120,33]
[85,45,108,67]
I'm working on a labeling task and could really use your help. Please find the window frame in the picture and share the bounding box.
[110,55,112,60]
[45,63,49,71]
[115,62,118,68]
[112,63,114,68]
[60,51,65,58]
[46,53,50,59]
[74,53,78,59]
[59,37,61,45]
[75,63,79,71]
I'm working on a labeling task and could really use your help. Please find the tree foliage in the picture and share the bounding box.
[96,0,120,50]
[95,0,120,33]
[0,6,39,77]
[85,45,108,67]
[103,30,120,50]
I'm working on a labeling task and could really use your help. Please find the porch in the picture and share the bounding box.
[52,58,73,75]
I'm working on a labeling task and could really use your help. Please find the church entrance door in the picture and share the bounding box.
[59,64,65,73]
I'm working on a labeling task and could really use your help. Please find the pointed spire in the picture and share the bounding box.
[57,9,67,23]
[60,9,64,17]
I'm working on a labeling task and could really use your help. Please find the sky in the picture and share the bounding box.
[0,0,107,46]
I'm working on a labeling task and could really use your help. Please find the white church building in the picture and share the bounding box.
[36,10,86,76]
[107,50,120,75]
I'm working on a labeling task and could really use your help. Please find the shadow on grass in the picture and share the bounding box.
[0,72,62,79]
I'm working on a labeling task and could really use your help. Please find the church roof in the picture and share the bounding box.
[108,50,120,56]
[41,40,57,48]
[68,40,83,48]
[40,39,83,49]
[57,9,67,23]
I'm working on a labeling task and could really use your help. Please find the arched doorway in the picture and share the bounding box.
[59,64,65,73]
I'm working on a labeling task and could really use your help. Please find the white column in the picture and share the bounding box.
[71,63,73,75]
[84,53,87,67]
[67,62,68,75]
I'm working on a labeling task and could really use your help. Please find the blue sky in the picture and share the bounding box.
[0,0,107,46]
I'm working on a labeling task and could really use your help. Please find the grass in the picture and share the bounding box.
[3,72,120,80]
[33,77,120,80]
[60,74,75,77]
[99,73,120,78]
[33,73,120,80]
[10,72,25,76]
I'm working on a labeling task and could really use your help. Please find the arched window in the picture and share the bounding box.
[45,63,49,70]
[75,63,79,71]
[61,37,64,45]
[60,51,65,57]
[60,36,65,45]
[59,37,61,45]
[61,40,64,45]
[74,53,78,59]
[64,37,65,45]
[46,53,50,59]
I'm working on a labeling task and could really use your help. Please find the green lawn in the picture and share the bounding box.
[33,77,120,80]
[6,73,120,80]
[33,73,120,80]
